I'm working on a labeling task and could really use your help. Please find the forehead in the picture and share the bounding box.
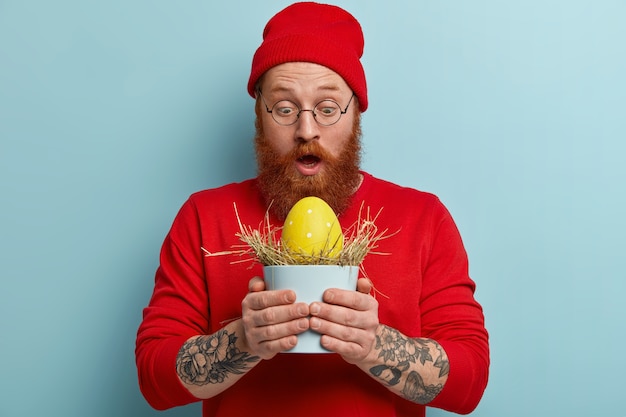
[260,62,351,95]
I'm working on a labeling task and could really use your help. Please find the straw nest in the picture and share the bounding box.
[203,202,394,267]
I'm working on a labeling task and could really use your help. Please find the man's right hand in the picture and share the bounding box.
[240,277,310,359]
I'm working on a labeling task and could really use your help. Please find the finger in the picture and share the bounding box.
[309,316,377,361]
[243,288,297,311]
[248,276,266,292]
[245,319,309,358]
[248,302,310,327]
[252,335,299,359]
[247,315,310,341]
[320,334,370,361]
[310,317,372,353]
[323,288,377,312]
[309,302,378,331]
[356,277,373,294]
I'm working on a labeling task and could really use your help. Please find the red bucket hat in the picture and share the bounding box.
[247,2,368,112]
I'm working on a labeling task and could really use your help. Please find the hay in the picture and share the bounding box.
[202,202,394,267]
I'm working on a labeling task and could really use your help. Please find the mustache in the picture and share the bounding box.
[254,110,363,220]
[289,141,335,162]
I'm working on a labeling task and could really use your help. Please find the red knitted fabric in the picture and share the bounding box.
[136,172,489,416]
[247,2,368,111]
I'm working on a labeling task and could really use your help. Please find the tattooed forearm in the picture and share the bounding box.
[368,326,449,404]
[176,330,260,386]
[403,371,444,404]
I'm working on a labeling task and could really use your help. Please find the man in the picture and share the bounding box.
[136,3,489,417]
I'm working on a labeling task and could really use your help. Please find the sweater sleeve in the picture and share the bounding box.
[420,200,490,414]
[135,198,207,410]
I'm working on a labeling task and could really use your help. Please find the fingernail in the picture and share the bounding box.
[310,317,320,329]
[284,291,296,303]
[309,303,320,315]
[298,318,309,330]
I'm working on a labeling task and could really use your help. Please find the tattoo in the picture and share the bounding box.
[370,364,402,386]
[369,326,449,404]
[403,371,443,404]
[432,343,450,378]
[176,330,260,385]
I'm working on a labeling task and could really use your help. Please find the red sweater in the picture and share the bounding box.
[136,172,489,416]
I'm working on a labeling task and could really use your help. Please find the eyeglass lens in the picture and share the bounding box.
[271,100,343,126]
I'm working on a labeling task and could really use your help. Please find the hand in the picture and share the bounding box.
[240,277,310,360]
[308,277,379,363]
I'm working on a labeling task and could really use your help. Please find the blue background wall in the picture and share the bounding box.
[1,1,624,416]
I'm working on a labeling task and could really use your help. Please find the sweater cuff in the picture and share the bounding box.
[428,340,486,414]
[153,336,199,409]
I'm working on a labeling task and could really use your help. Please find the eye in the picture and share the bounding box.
[316,101,339,117]
[273,101,298,117]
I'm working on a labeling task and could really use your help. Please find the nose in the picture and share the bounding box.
[295,110,320,142]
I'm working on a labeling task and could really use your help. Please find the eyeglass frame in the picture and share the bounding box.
[257,89,356,126]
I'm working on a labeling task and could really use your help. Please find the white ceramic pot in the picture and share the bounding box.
[263,264,359,353]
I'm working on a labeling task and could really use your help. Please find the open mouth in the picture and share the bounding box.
[295,153,323,176]
[297,154,321,167]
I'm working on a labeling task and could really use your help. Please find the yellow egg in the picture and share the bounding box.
[281,196,343,259]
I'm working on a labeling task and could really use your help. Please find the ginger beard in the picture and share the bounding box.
[255,105,363,221]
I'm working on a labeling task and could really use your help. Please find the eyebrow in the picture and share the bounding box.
[265,84,343,95]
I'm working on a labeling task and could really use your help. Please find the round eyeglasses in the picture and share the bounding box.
[259,90,355,126]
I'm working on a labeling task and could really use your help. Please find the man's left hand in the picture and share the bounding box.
[308,277,379,363]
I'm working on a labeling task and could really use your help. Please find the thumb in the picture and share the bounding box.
[248,276,266,292]
[356,277,373,294]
